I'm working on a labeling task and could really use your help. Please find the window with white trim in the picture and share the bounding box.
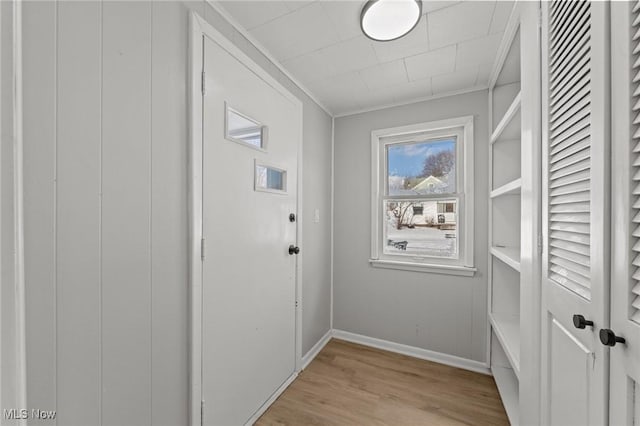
[370,116,475,276]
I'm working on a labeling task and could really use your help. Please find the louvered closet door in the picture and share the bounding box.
[540,1,610,425]
[610,2,640,424]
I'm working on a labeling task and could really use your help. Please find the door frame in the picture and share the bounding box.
[189,12,304,426]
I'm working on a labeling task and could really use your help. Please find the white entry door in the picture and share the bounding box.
[540,2,610,425]
[200,33,302,425]
[610,2,640,425]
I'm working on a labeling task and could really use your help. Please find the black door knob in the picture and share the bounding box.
[573,314,594,329]
[288,245,300,255]
[599,329,626,347]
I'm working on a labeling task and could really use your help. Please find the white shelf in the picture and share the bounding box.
[491,246,521,272]
[491,91,521,143]
[490,313,521,376]
[492,366,520,426]
[490,178,522,198]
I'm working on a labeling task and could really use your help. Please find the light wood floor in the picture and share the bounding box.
[257,339,509,426]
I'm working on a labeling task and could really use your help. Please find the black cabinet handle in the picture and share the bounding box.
[573,314,594,329]
[599,329,626,347]
[288,245,300,255]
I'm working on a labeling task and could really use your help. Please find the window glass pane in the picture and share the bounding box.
[387,138,456,195]
[226,107,265,149]
[255,164,286,192]
[384,200,457,258]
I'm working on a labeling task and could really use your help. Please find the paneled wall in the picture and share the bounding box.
[21,2,332,425]
[333,90,489,363]
[2,1,26,421]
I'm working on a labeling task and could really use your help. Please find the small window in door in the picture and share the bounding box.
[255,161,286,194]
[225,103,267,150]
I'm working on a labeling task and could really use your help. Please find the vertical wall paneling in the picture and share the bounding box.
[101,2,152,424]
[20,1,332,423]
[56,2,102,424]
[151,2,190,424]
[22,1,57,422]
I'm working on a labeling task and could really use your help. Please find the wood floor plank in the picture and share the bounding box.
[257,339,509,426]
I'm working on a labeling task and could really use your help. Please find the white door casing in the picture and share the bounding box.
[540,2,611,425]
[610,2,640,425]
[189,13,303,426]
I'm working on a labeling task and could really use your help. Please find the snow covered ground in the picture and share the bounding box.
[385,226,457,258]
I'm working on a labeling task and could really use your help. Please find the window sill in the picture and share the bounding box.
[369,259,477,277]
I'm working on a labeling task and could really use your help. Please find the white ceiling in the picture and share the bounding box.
[217,0,513,116]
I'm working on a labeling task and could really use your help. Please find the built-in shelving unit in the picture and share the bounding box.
[492,364,520,422]
[490,313,521,376]
[490,246,521,272]
[487,3,541,425]
[488,5,522,425]
[490,178,522,198]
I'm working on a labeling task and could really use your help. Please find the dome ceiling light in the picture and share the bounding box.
[360,0,423,42]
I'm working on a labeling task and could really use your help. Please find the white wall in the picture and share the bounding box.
[333,90,489,363]
[21,1,332,424]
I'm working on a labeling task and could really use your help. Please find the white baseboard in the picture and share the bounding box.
[332,329,491,375]
[301,329,332,370]
[244,371,298,426]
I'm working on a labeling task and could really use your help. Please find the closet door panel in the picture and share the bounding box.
[610,2,640,424]
[548,318,590,426]
[541,1,610,425]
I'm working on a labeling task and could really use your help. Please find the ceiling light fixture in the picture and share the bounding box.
[360,0,422,42]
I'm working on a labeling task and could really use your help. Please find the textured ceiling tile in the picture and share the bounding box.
[404,45,457,81]
[427,1,496,50]
[371,18,429,63]
[218,1,291,30]
[250,2,340,61]
[422,1,462,14]
[455,33,503,69]
[319,35,379,76]
[308,71,369,99]
[220,0,508,114]
[284,0,315,12]
[282,51,338,84]
[476,64,493,87]
[320,0,363,41]
[489,1,515,34]
[360,60,409,90]
[431,66,480,94]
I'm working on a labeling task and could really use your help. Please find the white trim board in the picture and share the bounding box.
[330,116,335,330]
[302,329,332,370]
[243,372,299,426]
[332,330,491,375]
